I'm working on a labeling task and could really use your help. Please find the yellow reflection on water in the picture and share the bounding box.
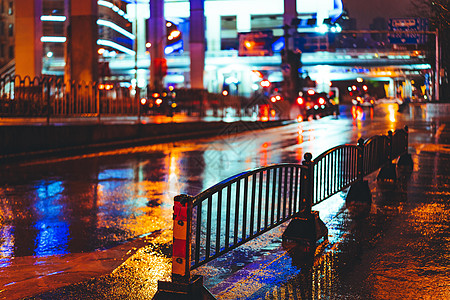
[387,104,397,123]
[110,231,173,299]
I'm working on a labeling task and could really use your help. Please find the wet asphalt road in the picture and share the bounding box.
[1,103,449,299]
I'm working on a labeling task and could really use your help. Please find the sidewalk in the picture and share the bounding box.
[21,111,450,299]
[0,112,291,162]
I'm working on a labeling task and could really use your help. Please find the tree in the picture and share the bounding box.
[410,0,450,100]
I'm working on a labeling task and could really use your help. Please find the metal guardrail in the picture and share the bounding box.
[168,126,409,287]
[190,164,305,270]
[0,75,247,120]
[311,144,360,206]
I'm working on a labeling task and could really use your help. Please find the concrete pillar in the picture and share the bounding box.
[149,0,166,90]
[15,0,43,78]
[240,67,253,97]
[190,0,205,89]
[388,78,395,98]
[128,3,149,88]
[66,0,98,83]
[206,14,221,52]
[236,13,251,33]
[283,0,297,50]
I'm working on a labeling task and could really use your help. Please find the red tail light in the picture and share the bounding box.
[297,97,304,105]
[318,98,325,105]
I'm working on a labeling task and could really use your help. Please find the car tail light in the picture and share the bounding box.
[318,97,325,105]
[270,96,277,103]
[140,98,147,105]
[297,97,304,105]
[155,98,163,105]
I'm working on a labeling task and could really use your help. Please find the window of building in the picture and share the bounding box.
[8,45,13,59]
[221,16,238,50]
[1,0,4,14]
[251,15,283,37]
[7,1,12,15]
[0,22,4,36]
[0,44,4,58]
[8,23,12,37]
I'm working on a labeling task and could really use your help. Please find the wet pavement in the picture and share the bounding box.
[1,103,449,299]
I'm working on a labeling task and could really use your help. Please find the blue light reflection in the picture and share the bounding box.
[33,180,69,256]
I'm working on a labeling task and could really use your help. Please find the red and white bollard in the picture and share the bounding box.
[172,194,192,280]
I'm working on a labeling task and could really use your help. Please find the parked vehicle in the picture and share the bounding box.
[140,89,178,115]
[352,94,376,107]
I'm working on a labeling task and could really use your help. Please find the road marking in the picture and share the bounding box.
[436,124,445,139]
[413,143,450,154]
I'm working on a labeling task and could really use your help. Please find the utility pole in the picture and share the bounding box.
[281,24,302,103]
[435,28,440,101]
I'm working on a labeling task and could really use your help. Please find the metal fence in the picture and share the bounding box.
[0,75,247,119]
[170,126,409,283]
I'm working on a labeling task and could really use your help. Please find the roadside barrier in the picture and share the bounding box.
[0,75,248,121]
[153,126,411,299]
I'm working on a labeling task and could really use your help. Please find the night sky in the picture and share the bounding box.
[343,0,415,29]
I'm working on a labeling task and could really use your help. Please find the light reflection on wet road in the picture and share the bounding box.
[1,103,449,299]
[0,107,365,260]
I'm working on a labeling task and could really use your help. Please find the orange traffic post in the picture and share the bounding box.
[172,194,193,282]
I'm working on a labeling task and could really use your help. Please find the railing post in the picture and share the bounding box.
[172,194,192,283]
[357,138,364,180]
[45,79,51,125]
[282,152,328,248]
[397,125,413,171]
[300,152,313,213]
[387,130,393,162]
[404,125,409,153]
[346,139,372,203]
[96,85,101,123]
[376,130,397,183]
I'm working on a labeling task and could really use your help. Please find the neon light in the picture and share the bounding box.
[98,0,130,21]
[97,39,135,55]
[97,19,135,40]
[40,15,66,22]
[98,0,113,8]
[41,36,67,43]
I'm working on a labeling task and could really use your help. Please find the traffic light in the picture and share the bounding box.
[154,58,168,77]
[281,49,303,101]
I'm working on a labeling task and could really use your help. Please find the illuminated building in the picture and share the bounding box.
[3,0,425,99]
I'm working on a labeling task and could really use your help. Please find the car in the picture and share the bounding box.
[352,94,376,107]
[140,89,178,115]
[296,90,336,119]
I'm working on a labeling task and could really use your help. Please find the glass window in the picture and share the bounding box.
[8,23,12,37]
[221,16,238,50]
[8,1,12,15]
